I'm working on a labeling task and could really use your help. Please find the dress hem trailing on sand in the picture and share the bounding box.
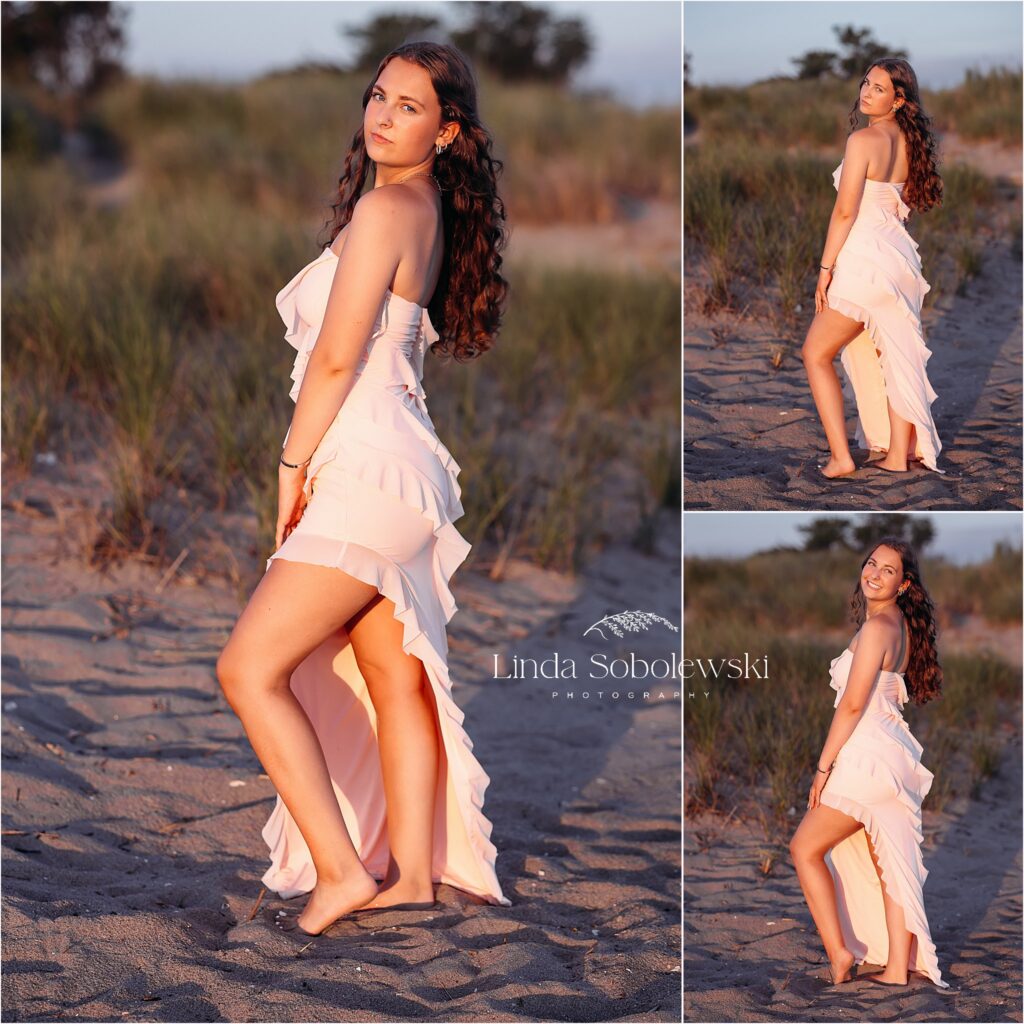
[827,160,945,473]
[820,647,948,988]
[259,245,511,909]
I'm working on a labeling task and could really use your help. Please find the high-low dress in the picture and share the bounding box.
[827,159,944,473]
[819,628,948,987]
[260,243,511,909]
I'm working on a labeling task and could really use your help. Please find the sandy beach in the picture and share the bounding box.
[1,460,681,1022]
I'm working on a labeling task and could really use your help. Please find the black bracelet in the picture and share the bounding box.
[816,762,834,774]
[280,453,312,469]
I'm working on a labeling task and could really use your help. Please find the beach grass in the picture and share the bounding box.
[685,67,1022,148]
[683,545,1022,839]
[684,140,1004,322]
[1,73,679,575]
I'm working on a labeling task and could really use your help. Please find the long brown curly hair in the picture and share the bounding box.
[848,536,943,705]
[316,41,509,362]
[846,57,943,216]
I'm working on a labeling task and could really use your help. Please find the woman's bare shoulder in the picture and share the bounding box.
[845,124,891,155]
[352,181,436,238]
[850,613,901,653]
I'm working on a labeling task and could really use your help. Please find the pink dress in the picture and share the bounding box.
[820,641,948,987]
[827,159,944,473]
[260,244,510,908]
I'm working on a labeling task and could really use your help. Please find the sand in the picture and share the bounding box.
[1,460,681,1022]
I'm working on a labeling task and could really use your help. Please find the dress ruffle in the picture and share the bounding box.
[261,245,510,909]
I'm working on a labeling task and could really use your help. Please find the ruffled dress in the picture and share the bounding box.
[820,645,948,987]
[260,244,511,908]
[827,160,944,473]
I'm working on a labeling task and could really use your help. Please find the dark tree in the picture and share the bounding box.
[790,25,908,83]
[799,517,852,552]
[851,515,934,552]
[792,49,840,80]
[449,1,591,83]
[833,24,907,79]
[1,1,126,113]
[341,12,444,73]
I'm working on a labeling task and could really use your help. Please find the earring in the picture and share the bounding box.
[435,142,448,155]
[897,581,910,596]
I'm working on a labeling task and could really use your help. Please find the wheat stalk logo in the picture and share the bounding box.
[583,610,680,640]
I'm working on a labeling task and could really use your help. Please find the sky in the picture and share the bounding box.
[683,512,1023,565]
[684,0,1023,88]
[121,0,681,107]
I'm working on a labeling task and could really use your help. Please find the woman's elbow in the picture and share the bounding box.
[314,347,362,376]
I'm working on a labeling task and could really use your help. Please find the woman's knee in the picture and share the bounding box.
[215,645,245,705]
[801,337,828,368]
[788,832,805,863]
[789,829,822,866]
[215,644,285,706]
[362,658,431,712]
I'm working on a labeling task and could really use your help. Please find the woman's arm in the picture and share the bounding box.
[816,617,893,770]
[280,187,411,466]
[819,131,873,268]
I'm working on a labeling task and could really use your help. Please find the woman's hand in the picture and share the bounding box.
[815,268,833,314]
[275,464,309,551]
[808,767,831,810]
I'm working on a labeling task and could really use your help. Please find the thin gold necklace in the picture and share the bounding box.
[396,170,440,191]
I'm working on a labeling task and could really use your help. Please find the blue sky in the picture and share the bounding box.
[683,513,1023,565]
[685,0,1023,88]
[122,1,681,107]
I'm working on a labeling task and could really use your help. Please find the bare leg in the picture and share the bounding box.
[876,399,914,472]
[801,308,872,477]
[346,593,440,909]
[216,557,382,934]
[789,804,865,981]
[863,829,913,983]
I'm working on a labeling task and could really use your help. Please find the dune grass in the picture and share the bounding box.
[684,140,1004,322]
[90,70,680,224]
[685,67,1022,148]
[683,545,1022,841]
[2,70,680,575]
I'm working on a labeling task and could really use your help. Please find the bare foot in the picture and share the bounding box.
[357,878,435,911]
[874,456,909,473]
[828,948,857,984]
[819,456,857,478]
[866,967,909,985]
[295,868,379,935]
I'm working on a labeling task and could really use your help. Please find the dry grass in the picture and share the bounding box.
[1,73,680,575]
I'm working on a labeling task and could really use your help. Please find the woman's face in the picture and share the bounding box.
[859,66,899,117]
[364,57,451,168]
[860,545,905,602]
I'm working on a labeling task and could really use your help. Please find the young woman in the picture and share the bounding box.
[216,42,511,937]
[801,59,945,480]
[788,538,948,988]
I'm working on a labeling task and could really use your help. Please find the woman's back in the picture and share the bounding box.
[859,124,910,184]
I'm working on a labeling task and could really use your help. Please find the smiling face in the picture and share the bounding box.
[859,65,901,116]
[861,544,905,601]
[364,57,454,169]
